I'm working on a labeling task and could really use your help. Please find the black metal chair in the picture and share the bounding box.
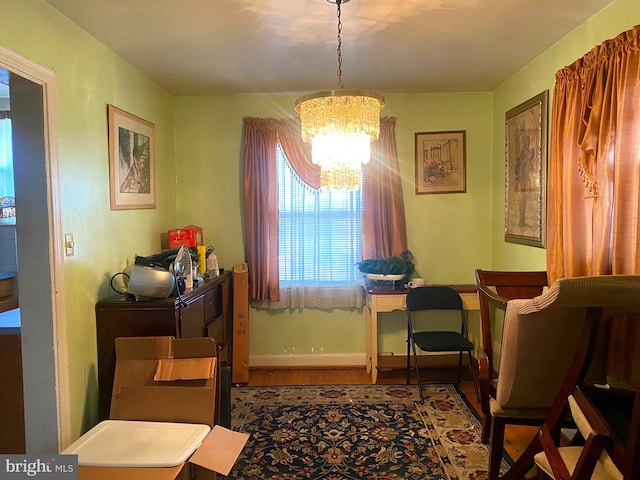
[406,286,479,403]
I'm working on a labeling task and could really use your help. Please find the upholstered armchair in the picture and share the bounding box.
[475,269,548,444]
[480,274,640,480]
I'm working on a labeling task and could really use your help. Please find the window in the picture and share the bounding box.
[242,116,405,307]
[0,114,15,224]
[276,142,363,307]
[0,114,13,196]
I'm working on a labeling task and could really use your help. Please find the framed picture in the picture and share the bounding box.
[504,91,548,247]
[107,105,156,210]
[414,130,466,194]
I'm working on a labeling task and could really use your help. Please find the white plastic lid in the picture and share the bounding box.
[62,420,211,467]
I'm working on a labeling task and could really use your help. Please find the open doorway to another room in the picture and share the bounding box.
[0,66,22,453]
[0,74,18,309]
[0,44,70,455]
[0,73,18,304]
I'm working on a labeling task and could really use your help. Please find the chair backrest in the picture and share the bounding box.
[495,275,640,410]
[406,286,465,333]
[475,269,548,374]
[406,286,463,312]
[475,269,548,302]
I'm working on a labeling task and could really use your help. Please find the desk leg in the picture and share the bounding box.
[370,306,378,384]
[365,304,372,375]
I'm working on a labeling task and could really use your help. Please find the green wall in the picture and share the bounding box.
[2,0,639,449]
[173,0,640,360]
[1,0,177,442]
[484,0,640,368]
[173,92,493,358]
[490,0,640,269]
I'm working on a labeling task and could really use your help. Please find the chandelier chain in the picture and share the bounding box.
[336,0,343,90]
[295,0,384,190]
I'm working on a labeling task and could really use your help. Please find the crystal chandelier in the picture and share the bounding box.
[295,0,385,190]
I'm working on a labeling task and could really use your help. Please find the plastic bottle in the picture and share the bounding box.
[206,247,219,277]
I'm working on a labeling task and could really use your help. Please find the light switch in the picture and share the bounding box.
[65,233,74,256]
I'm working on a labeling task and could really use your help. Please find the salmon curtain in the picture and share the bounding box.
[546,25,640,385]
[362,117,409,259]
[243,116,407,303]
[242,118,317,302]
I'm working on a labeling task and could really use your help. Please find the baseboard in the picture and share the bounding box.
[249,353,366,368]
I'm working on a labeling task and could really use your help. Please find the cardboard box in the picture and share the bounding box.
[168,225,203,248]
[65,337,248,480]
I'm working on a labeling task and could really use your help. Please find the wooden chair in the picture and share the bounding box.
[584,385,640,479]
[474,270,548,445]
[532,383,640,480]
[495,274,640,480]
[534,386,618,480]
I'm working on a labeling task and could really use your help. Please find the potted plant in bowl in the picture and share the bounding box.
[356,250,416,290]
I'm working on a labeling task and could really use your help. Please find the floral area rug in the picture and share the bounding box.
[227,384,511,480]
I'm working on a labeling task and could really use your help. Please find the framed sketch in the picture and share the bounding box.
[107,105,156,210]
[504,91,548,247]
[415,130,466,194]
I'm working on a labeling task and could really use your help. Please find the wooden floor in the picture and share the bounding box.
[246,366,538,465]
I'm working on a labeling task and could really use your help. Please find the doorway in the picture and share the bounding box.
[0,44,70,453]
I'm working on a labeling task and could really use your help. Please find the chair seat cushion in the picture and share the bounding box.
[413,331,473,352]
[534,447,622,480]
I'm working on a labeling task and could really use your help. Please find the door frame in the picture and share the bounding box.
[0,43,70,450]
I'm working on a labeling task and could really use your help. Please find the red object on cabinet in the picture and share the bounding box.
[168,225,203,248]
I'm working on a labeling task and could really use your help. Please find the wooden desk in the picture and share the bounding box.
[365,285,479,383]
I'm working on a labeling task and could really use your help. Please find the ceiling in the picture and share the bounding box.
[38,0,613,96]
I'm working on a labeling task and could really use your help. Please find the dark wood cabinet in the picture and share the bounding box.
[95,270,232,420]
[0,330,25,453]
